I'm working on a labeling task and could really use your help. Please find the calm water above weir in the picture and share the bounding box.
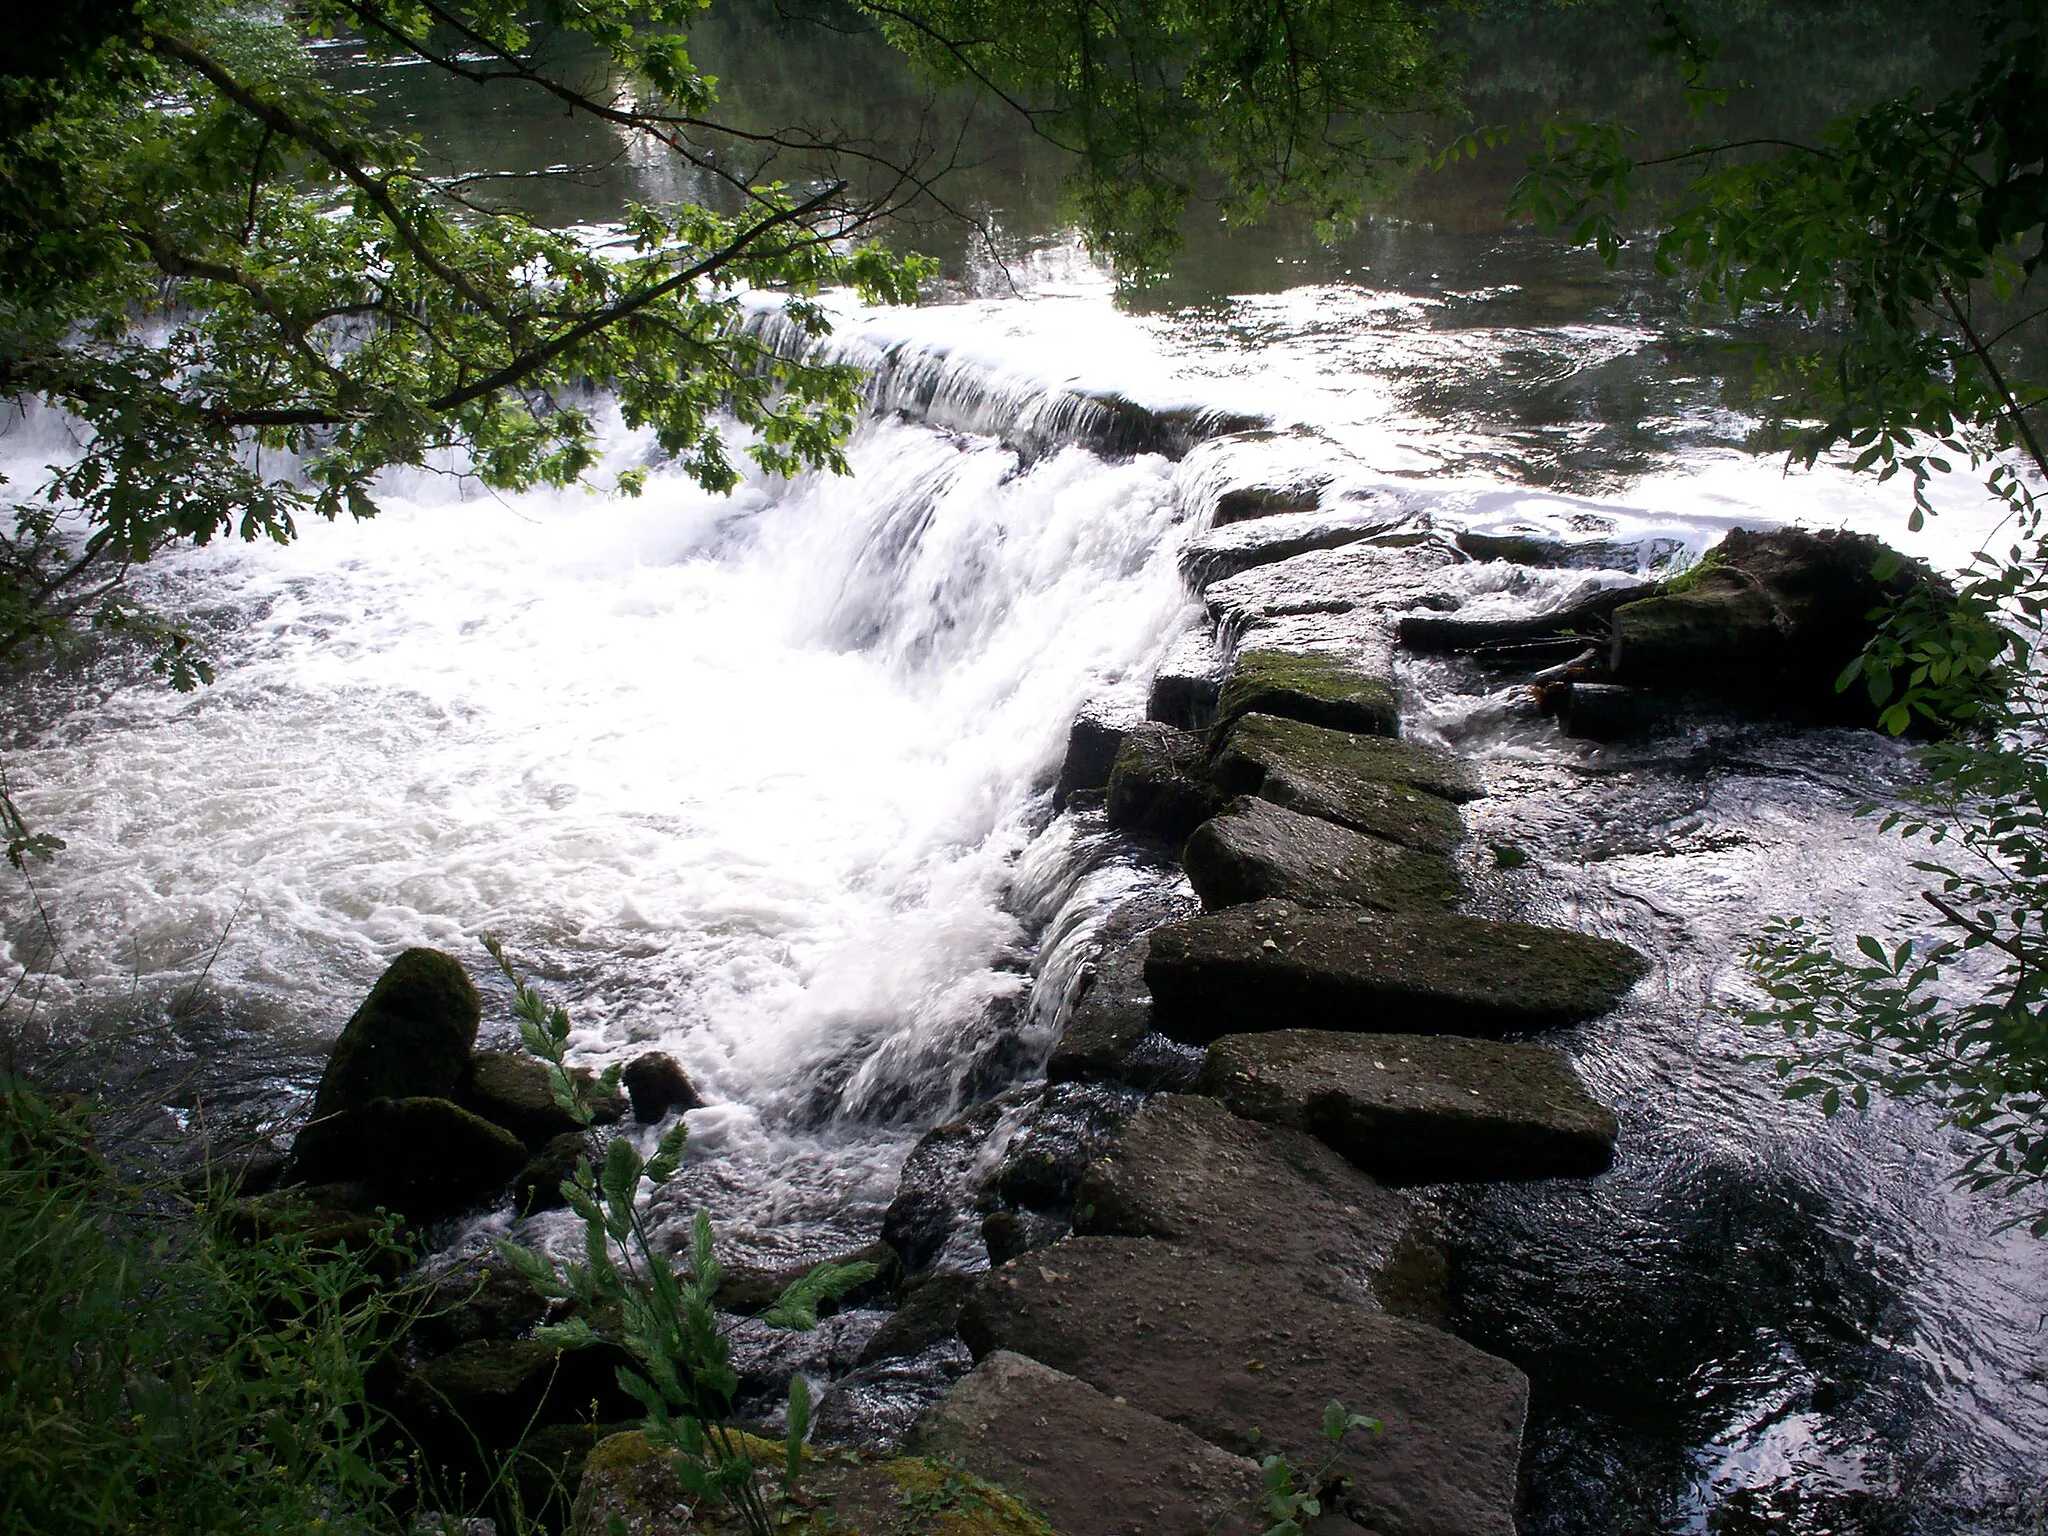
[4,4,2045,1531]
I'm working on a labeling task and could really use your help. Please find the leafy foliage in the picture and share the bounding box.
[862,0,1458,275]
[486,938,874,1536]
[1254,1399,1381,1536]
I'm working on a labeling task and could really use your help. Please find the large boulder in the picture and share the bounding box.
[1074,1094,1444,1317]
[1607,526,1951,719]
[907,1351,1266,1536]
[312,948,481,1118]
[289,1096,528,1219]
[1144,900,1650,1045]
[619,1052,702,1123]
[1213,649,1398,739]
[1200,1030,1619,1184]
[460,1049,625,1148]
[1181,798,1462,914]
[1104,723,1222,843]
[958,1237,1528,1536]
[1209,713,1478,853]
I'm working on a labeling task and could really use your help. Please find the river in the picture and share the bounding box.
[2,4,2044,1531]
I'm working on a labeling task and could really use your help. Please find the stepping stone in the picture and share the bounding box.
[1213,649,1399,738]
[1146,626,1228,730]
[1200,1029,1619,1184]
[1074,1093,1445,1317]
[1144,899,1650,1045]
[959,1237,1527,1536]
[1206,543,1457,660]
[1182,798,1461,914]
[907,1350,1266,1536]
[1105,723,1222,843]
[1208,717,1475,854]
[1181,506,1412,589]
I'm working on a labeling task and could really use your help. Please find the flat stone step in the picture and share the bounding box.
[1074,1093,1445,1317]
[959,1237,1527,1536]
[1144,899,1650,1045]
[1211,713,1479,854]
[1105,723,1222,844]
[1206,544,1457,660]
[1199,1029,1619,1184]
[1183,798,1462,914]
[907,1350,1265,1536]
[1213,648,1399,738]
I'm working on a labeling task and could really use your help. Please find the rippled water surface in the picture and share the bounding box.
[5,4,2046,1530]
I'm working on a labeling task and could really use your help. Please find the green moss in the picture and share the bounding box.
[1209,713,1476,854]
[313,948,481,1117]
[1212,649,1399,739]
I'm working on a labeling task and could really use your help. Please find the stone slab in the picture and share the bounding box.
[1105,723,1222,845]
[1212,649,1399,739]
[1045,895,1205,1092]
[1212,712,1482,809]
[1074,1093,1444,1317]
[1182,798,1461,914]
[1200,1029,1619,1184]
[959,1237,1527,1536]
[1144,900,1650,1045]
[908,1350,1265,1536]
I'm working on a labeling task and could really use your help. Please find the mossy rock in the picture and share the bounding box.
[1182,798,1461,914]
[1103,724,1221,844]
[289,1095,528,1219]
[463,1050,625,1148]
[516,1129,601,1217]
[313,948,481,1118]
[1209,713,1477,854]
[224,1181,402,1258]
[572,1430,1055,1535]
[1144,899,1650,1045]
[1212,649,1398,739]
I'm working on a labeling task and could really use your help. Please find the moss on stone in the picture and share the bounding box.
[463,1049,624,1148]
[288,1095,528,1218]
[1103,724,1220,844]
[313,948,481,1118]
[1212,649,1398,739]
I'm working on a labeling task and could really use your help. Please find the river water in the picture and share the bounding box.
[3,4,2045,1532]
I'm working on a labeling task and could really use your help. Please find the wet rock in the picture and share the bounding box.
[415,1261,555,1354]
[571,1430,1049,1536]
[1104,723,1222,843]
[1074,1094,1445,1318]
[1181,798,1462,914]
[1397,583,1647,659]
[182,1143,289,1198]
[959,1237,1527,1536]
[462,1050,625,1148]
[1607,527,1952,719]
[289,1096,529,1219]
[1213,649,1399,739]
[1560,681,1661,741]
[907,1350,1266,1536]
[225,1181,400,1261]
[1146,625,1227,730]
[1213,483,1322,525]
[1052,709,1133,807]
[980,1207,1068,1266]
[1044,892,1204,1091]
[986,1080,1144,1212]
[858,1268,978,1366]
[1210,713,1476,853]
[1144,900,1651,1046]
[881,1088,1035,1274]
[1201,1029,1619,1184]
[620,1053,701,1124]
[1206,543,1457,658]
[516,1129,601,1216]
[397,1337,641,1482]
[1182,506,1413,590]
[813,1342,976,1452]
[312,948,481,1118]
[713,1241,901,1318]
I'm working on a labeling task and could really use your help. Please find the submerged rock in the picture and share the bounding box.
[312,948,481,1118]
[461,1049,625,1148]
[1200,1029,1619,1184]
[1104,723,1222,844]
[1181,797,1462,913]
[1212,649,1400,738]
[1209,712,1476,852]
[959,1237,1527,1536]
[620,1052,702,1123]
[1144,900,1650,1045]
[1074,1093,1445,1318]
[907,1350,1265,1536]
[289,1095,528,1219]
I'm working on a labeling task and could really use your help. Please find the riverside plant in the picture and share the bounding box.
[1252,1401,1383,1536]
[482,937,875,1536]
